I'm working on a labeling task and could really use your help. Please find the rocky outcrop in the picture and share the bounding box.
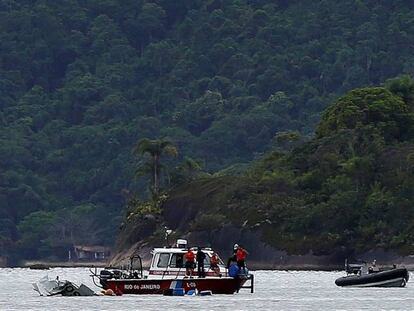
[110,213,159,267]
[110,216,414,270]
[109,177,414,270]
[110,219,344,269]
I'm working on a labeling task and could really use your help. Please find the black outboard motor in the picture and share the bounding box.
[99,269,123,287]
[99,269,113,279]
[345,259,365,275]
[100,269,123,279]
[99,269,112,287]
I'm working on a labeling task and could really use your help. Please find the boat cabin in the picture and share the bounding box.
[148,239,226,278]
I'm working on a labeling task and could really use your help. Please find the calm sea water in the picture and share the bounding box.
[0,268,413,310]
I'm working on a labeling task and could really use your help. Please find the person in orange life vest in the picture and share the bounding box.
[184,248,195,277]
[236,245,248,274]
[210,252,221,276]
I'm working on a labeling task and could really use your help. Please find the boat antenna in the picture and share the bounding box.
[164,227,172,246]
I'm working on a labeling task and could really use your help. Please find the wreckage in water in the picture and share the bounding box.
[33,275,97,296]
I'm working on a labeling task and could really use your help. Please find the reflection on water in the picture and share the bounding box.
[0,268,413,310]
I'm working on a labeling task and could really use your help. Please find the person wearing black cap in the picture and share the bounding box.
[226,243,239,268]
[196,247,206,278]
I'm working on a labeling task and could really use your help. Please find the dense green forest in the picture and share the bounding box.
[2,0,414,262]
[123,81,414,260]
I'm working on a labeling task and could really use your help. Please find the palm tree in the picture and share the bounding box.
[182,157,202,181]
[133,138,178,197]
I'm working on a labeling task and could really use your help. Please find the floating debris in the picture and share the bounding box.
[33,275,97,296]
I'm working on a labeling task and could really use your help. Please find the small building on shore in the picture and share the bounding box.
[73,245,111,261]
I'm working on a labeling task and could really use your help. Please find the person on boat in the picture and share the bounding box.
[226,243,239,268]
[236,245,249,274]
[176,254,184,268]
[210,252,221,276]
[369,259,380,273]
[196,247,206,278]
[184,248,195,277]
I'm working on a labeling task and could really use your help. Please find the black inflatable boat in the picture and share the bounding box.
[335,261,409,287]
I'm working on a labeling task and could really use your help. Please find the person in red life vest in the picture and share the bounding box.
[210,252,221,276]
[236,245,249,274]
[184,248,195,277]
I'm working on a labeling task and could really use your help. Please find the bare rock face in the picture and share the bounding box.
[162,196,200,232]
[179,225,342,270]
[111,214,159,260]
[110,220,342,269]
[109,241,153,268]
[110,216,414,269]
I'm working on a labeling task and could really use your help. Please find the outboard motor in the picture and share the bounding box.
[100,269,123,279]
[99,269,113,280]
[99,269,112,287]
[112,270,123,278]
[99,268,123,287]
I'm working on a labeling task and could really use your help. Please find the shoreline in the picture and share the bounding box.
[4,261,360,271]
[9,265,414,271]
[13,260,341,270]
[10,259,414,271]
[18,261,108,269]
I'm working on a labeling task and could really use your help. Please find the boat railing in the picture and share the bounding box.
[161,267,168,280]
[160,267,183,279]
[174,267,183,279]
[237,273,254,293]
[89,266,104,289]
[160,264,225,279]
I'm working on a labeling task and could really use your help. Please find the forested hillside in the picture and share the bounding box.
[2,0,414,262]
[120,80,414,261]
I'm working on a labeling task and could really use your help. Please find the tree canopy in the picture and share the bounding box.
[317,87,414,141]
[139,81,414,258]
[3,0,414,261]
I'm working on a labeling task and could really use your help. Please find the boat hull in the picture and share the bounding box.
[103,277,247,295]
[335,268,409,287]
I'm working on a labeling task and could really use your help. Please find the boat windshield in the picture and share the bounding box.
[168,253,211,268]
[157,253,170,268]
[153,250,224,269]
[170,253,184,268]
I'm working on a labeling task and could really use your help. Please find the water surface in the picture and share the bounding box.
[0,268,412,310]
